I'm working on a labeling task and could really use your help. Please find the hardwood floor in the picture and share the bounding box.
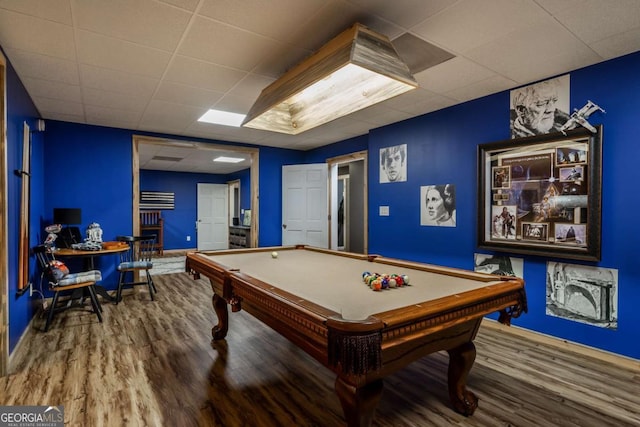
[2,272,639,426]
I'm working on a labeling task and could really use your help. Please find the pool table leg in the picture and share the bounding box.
[447,341,478,416]
[335,376,383,427]
[211,293,229,341]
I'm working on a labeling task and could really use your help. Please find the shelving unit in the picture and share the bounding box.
[229,226,251,249]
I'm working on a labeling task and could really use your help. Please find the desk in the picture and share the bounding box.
[55,245,128,302]
[186,246,527,427]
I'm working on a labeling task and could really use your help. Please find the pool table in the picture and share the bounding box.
[186,245,527,426]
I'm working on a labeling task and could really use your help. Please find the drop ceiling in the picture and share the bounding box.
[1,0,639,174]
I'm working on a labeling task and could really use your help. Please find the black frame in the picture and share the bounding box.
[477,126,602,261]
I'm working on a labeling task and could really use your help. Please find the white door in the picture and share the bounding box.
[282,164,328,248]
[197,183,228,250]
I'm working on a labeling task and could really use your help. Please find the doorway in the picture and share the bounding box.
[328,151,368,253]
[131,136,260,248]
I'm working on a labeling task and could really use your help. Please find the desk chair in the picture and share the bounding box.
[115,235,157,303]
[33,245,103,332]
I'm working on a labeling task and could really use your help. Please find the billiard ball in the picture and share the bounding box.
[271,251,278,258]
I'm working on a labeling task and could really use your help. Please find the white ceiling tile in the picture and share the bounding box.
[412,0,551,54]
[82,87,150,112]
[445,74,518,103]
[537,0,640,44]
[414,57,495,94]
[382,88,456,115]
[466,21,602,84]
[20,77,82,103]
[76,30,172,78]
[251,43,312,78]
[198,0,326,42]
[80,64,159,97]
[346,0,456,29]
[39,111,85,123]
[0,0,72,24]
[154,82,224,108]
[34,96,84,116]
[158,0,200,12]
[72,0,191,51]
[0,10,75,59]
[178,17,275,71]
[3,49,80,86]
[590,27,640,60]
[287,1,364,51]
[84,104,142,126]
[139,100,205,130]
[164,55,246,92]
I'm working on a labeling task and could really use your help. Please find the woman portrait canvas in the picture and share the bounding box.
[420,184,456,227]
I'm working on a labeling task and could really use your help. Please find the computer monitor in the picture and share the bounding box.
[53,208,81,225]
[53,208,82,248]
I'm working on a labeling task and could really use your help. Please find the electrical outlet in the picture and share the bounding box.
[186,235,191,241]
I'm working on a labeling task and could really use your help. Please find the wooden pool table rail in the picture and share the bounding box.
[186,246,527,427]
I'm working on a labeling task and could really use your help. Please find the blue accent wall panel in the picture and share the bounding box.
[140,169,227,249]
[4,51,42,352]
[364,52,640,359]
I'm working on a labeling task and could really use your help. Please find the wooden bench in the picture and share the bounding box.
[140,210,164,255]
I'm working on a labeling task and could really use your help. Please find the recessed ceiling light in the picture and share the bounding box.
[213,156,244,163]
[198,109,246,127]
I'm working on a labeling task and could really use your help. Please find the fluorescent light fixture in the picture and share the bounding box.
[242,23,418,135]
[213,156,244,163]
[198,109,246,127]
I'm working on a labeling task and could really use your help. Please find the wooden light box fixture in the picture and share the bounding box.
[242,23,418,135]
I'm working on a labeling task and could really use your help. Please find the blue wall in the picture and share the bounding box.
[4,50,43,351]
[139,167,251,249]
[361,52,640,359]
[140,169,227,249]
[4,43,640,360]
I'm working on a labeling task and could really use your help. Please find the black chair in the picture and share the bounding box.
[115,235,157,303]
[33,245,103,331]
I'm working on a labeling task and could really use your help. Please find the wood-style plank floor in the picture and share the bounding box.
[2,272,639,426]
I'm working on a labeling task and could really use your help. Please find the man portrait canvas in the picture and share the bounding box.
[380,144,407,183]
[510,75,570,139]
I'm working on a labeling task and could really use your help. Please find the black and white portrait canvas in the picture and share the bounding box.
[510,75,570,139]
[420,184,456,227]
[546,262,618,329]
[474,253,523,278]
[380,144,407,183]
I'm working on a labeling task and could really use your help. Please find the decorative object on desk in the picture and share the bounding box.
[85,222,103,243]
[43,224,62,248]
[242,210,251,226]
[71,241,102,251]
[362,271,410,291]
[102,241,128,250]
